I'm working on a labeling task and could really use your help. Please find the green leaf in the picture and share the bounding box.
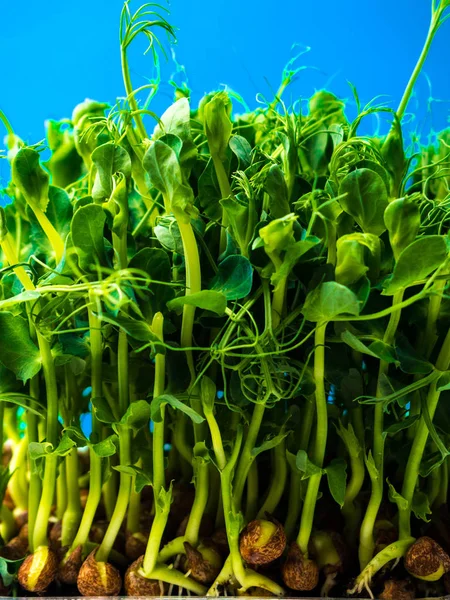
[201,376,216,413]
[91,142,131,203]
[0,313,41,383]
[383,236,447,295]
[203,91,233,160]
[156,483,173,513]
[0,393,45,417]
[211,255,253,300]
[0,290,41,311]
[12,147,49,211]
[167,290,227,316]
[142,139,197,222]
[28,185,73,255]
[339,168,389,235]
[341,330,397,363]
[259,213,297,256]
[395,338,433,374]
[295,449,324,479]
[150,394,205,424]
[271,237,321,290]
[92,434,119,457]
[91,397,116,424]
[437,371,450,391]
[0,555,24,587]
[387,479,408,511]
[264,164,290,219]
[154,98,191,143]
[251,430,290,458]
[326,458,347,507]
[365,452,379,482]
[229,135,252,169]
[100,313,158,343]
[128,247,174,314]
[383,415,420,438]
[412,490,431,522]
[384,196,421,261]
[71,204,107,273]
[302,282,360,323]
[114,464,152,493]
[119,400,151,433]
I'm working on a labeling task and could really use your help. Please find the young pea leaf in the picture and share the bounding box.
[437,371,450,391]
[384,196,421,261]
[198,158,222,220]
[338,168,389,235]
[114,464,153,493]
[203,91,233,160]
[0,313,41,383]
[412,490,431,522]
[201,376,216,413]
[119,400,151,433]
[100,313,159,343]
[11,147,49,211]
[271,237,321,290]
[92,435,119,458]
[295,449,324,479]
[228,511,245,540]
[302,282,360,323]
[382,235,447,295]
[70,203,107,273]
[0,556,24,587]
[229,135,252,169]
[341,330,397,364]
[151,394,205,424]
[0,393,45,417]
[91,396,116,424]
[251,430,290,458]
[28,185,73,255]
[387,479,408,510]
[167,290,227,316]
[365,451,379,482]
[335,233,380,286]
[128,247,174,314]
[0,290,41,311]
[142,139,197,222]
[156,483,173,513]
[382,415,420,439]
[154,217,184,254]
[264,164,290,220]
[91,142,131,204]
[326,458,347,507]
[395,336,433,374]
[154,97,191,143]
[211,255,253,300]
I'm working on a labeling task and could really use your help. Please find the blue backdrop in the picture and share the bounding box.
[1,0,449,187]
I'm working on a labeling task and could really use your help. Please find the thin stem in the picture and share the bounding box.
[96,426,132,562]
[245,460,259,522]
[256,439,287,519]
[211,154,231,256]
[399,327,450,539]
[297,322,327,554]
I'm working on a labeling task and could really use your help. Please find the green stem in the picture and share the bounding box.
[284,466,301,540]
[245,460,259,522]
[256,439,287,519]
[69,290,104,550]
[297,322,327,554]
[399,327,450,539]
[211,154,231,257]
[359,289,404,569]
[61,448,82,547]
[233,402,266,511]
[0,506,16,542]
[120,45,147,143]
[396,9,441,120]
[27,373,41,552]
[435,458,448,508]
[143,312,167,575]
[96,426,131,562]
[56,461,68,520]
[158,457,209,562]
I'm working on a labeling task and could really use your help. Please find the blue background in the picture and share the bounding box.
[1,0,449,187]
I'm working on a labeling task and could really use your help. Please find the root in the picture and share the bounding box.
[348,537,415,596]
